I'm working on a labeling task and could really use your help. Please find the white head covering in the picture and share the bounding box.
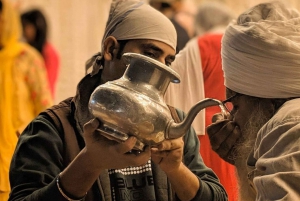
[87,0,177,75]
[103,0,176,49]
[222,1,300,98]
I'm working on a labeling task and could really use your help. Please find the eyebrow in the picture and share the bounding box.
[141,43,163,53]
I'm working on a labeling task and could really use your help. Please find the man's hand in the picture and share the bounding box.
[151,137,183,173]
[151,137,201,201]
[83,118,151,170]
[207,113,242,165]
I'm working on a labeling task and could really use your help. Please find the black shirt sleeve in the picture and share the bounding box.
[9,115,67,201]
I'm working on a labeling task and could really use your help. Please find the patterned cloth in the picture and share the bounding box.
[0,1,52,200]
[109,159,156,201]
[11,44,53,133]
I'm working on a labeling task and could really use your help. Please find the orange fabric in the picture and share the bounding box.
[198,34,238,201]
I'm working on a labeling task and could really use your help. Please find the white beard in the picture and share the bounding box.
[233,106,272,201]
[235,158,256,201]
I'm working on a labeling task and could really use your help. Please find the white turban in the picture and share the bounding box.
[88,0,177,75]
[222,1,300,98]
[103,0,177,50]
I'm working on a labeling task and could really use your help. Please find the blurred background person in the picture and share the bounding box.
[21,9,60,99]
[149,0,195,53]
[164,1,238,200]
[194,1,234,35]
[0,1,52,200]
[17,0,111,104]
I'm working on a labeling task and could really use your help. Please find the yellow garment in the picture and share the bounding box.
[0,1,52,200]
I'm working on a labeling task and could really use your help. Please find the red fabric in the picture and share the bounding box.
[42,42,60,99]
[198,34,238,201]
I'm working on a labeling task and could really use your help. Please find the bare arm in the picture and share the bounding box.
[151,138,199,200]
[165,162,200,200]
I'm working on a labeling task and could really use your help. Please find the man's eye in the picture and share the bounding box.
[165,60,172,66]
[231,105,239,114]
[144,52,156,59]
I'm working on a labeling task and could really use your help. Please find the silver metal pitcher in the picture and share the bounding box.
[89,53,225,151]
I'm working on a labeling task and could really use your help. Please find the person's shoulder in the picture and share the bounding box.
[198,33,223,45]
[260,98,300,138]
[26,98,73,133]
[19,43,44,62]
[43,42,59,56]
[20,112,57,135]
[273,98,300,124]
[198,33,223,56]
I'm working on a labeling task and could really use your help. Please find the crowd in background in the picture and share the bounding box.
[1,0,300,201]
[0,1,54,200]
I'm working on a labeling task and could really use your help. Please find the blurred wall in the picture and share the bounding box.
[16,0,111,103]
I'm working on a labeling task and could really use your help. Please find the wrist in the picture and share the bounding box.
[80,147,105,171]
[57,149,104,198]
[56,173,87,201]
[164,162,183,175]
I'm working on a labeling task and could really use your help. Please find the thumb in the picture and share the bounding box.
[212,113,226,123]
[206,119,229,137]
[83,118,100,135]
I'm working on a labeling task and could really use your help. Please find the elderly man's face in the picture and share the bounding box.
[225,89,255,133]
[102,38,176,84]
[225,88,274,158]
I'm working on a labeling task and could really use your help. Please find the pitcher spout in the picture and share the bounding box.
[166,98,225,139]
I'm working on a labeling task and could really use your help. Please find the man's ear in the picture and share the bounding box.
[103,36,119,61]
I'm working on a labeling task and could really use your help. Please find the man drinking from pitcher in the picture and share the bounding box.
[9,1,227,201]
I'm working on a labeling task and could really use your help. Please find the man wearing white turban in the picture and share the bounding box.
[8,1,227,201]
[207,1,300,201]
